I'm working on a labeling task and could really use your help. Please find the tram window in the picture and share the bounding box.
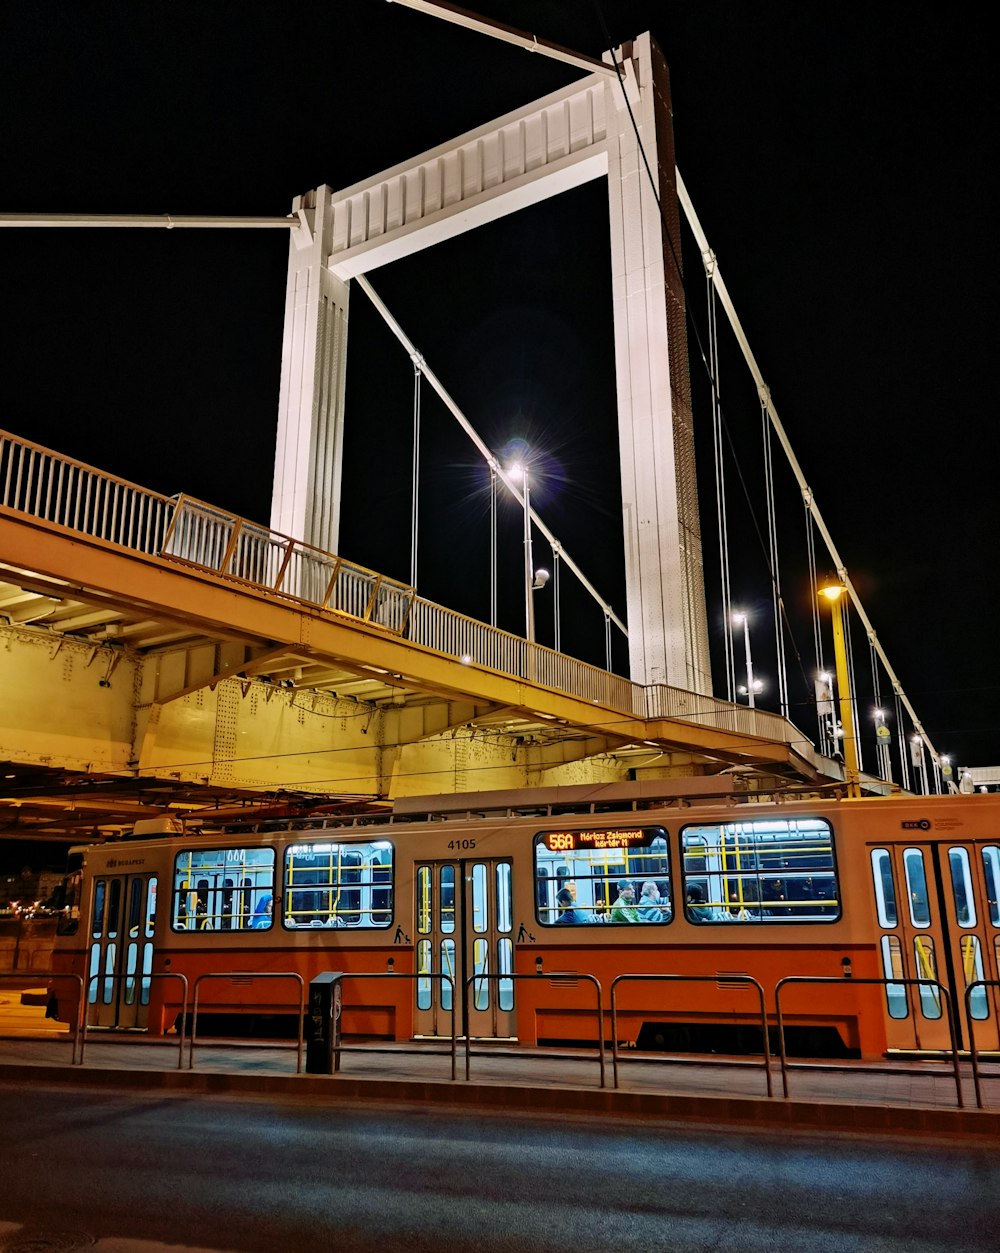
[680,818,839,923]
[171,847,276,932]
[880,935,908,1019]
[440,865,456,934]
[948,848,976,927]
[440,939,456,1010]
[371,849,392,925]
[533,826,672,926]
[107,879,122,938]
[416,939,432,1010]
[145,878,157,938]
[127,879,142,938]
[495,863,512,934]
[498,938,514,1012]
[960,935,988,1020]
[56,865,83,936]
[982,848,1000,926]
[283,841,393,929]
[416,866,432,934]
[92,880,107,940]
[471,863,489,934]
[870,849,898,927]
[903,849,931,927]
[913,935,942,1019]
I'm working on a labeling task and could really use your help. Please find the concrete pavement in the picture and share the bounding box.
[3,983,999,1141]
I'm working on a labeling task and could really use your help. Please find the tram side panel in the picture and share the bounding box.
[520,812,887,1058]
[48,794,1000,1059]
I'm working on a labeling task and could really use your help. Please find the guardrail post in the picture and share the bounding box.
[610,973,771,1096]
[775,975,964,1107]
[82,971,189,1070]
[189,972,305,1073]
[463,972,604,1088]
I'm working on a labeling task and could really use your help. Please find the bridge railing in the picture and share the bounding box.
[0,428,804,747]
[1,428,174,553]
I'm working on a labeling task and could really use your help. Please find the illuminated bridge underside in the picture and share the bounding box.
[0,506,826,841]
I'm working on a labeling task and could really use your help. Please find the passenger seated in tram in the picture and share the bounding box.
[610,881,640,923]
[554,886,592,925]
[685,884,718,922]
[636,880,667,922]
[249,896,273,929]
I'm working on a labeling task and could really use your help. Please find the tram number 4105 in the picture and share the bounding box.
[447,839,477,850]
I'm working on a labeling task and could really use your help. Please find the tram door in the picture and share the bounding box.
[413,859,515,1039]
[871,842,1000,1051]
[87,874,157,1029]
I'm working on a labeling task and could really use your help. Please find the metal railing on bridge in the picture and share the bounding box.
[0,427,807,748]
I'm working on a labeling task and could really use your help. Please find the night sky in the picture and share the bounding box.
[1,2,996,773]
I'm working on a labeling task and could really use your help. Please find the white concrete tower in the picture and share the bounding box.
[271,186,349,556]
[606,35,711,693]
[270,32,712,695]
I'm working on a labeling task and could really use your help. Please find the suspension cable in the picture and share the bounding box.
[707,266,735,702]
[761,389,789,719]
[410,357,422,589]
[844,605,863,773]
[356,273,627,637]
[894,690,912,791]
[804,505,829,754]
[553,546,562,654]
[490,465,498,628]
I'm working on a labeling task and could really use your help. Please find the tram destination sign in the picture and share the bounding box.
[542,826,663,852]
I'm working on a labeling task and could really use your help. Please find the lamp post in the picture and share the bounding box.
[819,580,861,797]
[873,708,893,783]
[733,612,758,708]
[509,461,548,643]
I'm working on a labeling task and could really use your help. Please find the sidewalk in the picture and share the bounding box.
[2,987,999,1141]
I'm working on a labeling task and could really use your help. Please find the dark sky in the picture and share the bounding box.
[1,2,996,773]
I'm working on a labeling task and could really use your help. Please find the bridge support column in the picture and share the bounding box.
[607,34,711,693]
[271,185,349,554]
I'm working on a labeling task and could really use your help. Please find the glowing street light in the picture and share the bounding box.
[508,461,548,643]
[732,612,758,708]
[819,579,860,797]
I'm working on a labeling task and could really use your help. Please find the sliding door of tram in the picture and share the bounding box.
[414,859,515,1039]
[871,841,1000,1051]
[87,874,157,1029]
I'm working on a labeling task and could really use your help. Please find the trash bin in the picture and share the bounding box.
[305,971,343,1074]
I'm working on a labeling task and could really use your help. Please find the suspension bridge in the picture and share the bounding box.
[0,10,957,844]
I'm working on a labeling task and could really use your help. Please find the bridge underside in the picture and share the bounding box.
[0,507,831,846]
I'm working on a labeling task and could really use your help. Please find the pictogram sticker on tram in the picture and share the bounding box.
[517,922,536,943]
[393,925,410,944]
[901,819,931,830]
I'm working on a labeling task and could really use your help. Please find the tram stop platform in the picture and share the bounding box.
[2,985,999,1142]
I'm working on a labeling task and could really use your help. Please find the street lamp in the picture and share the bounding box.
[732,612,758,708]
[819,579,860,797]
[508,461,548,643]
[873,707,893,783]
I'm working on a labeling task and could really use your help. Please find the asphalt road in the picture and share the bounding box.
[0,1082,997,1252]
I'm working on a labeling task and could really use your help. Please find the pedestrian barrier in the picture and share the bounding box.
[82,972,189,1069]
[775,975,964,1106]
[965,981,1000,1110]
[320,971,457,1080]
[463,971,605,1087]
[0,970,85,1064]
[610,973,772,1095]
[188,972,305,1073]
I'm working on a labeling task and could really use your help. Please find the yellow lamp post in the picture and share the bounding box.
[819,579,861,797]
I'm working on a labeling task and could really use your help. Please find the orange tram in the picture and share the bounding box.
[46,784,1000,1060]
